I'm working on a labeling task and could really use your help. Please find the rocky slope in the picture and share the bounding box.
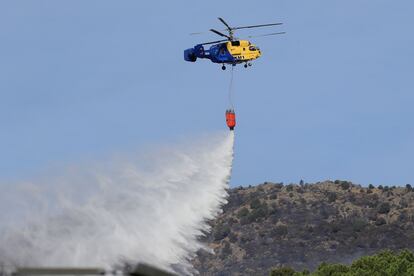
[192,181,414,275]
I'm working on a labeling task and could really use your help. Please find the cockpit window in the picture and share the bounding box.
[231,41,241,46]
[249,46,257,51]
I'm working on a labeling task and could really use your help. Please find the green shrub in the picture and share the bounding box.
[327,192,337,203]
[213,224,231,241]
[315,262,349,275]
[330,223,341,233]
[272,225,288,237]
[274,183,284,189]
[375,217,386,226]
[378,202,391,214]
[351,250,414,275]
[270,266,295,276]
[237,207,249,218]
[352,218,367,232]
[228,231,238,243]
[222,241,232,255]
[286,184,294,192]
[268,250,414,275]
[240,216,249,225]
[250,198,262,209]
[248,203,268,222]
[270,194,278,200]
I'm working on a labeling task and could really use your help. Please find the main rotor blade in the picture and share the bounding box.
[201,39,229,45]
[210,29,231,39]
[247,32,286,38]
[233,23,283,30]
[190,29,228,35]
[218,17,232,30]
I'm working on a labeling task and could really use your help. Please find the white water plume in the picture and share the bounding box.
[0,131,235,274]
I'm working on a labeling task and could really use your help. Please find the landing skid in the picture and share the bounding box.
[222,62,252,70]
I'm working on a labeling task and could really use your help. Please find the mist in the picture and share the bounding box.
[0,131,235,275]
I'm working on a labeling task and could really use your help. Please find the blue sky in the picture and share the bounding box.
[1,0,413,187]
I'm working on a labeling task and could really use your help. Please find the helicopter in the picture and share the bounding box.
[184,17,284,70]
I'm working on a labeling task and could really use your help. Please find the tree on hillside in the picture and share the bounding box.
[340,181,350,190]
[269,250,414,276]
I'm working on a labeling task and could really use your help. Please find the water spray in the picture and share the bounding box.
[0,131,235,275]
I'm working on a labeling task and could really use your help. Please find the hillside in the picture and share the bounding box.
[192,181,414,275]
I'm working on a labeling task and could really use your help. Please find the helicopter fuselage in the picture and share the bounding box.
[184,40,261,65]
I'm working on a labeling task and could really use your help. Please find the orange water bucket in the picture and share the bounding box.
[225,109,236,130]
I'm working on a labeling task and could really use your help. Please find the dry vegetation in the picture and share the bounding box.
[192,181,414,276]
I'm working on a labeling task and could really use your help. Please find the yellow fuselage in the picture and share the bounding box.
[226,40,261,63]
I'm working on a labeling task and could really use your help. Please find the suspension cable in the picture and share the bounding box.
[228,65,234,110]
